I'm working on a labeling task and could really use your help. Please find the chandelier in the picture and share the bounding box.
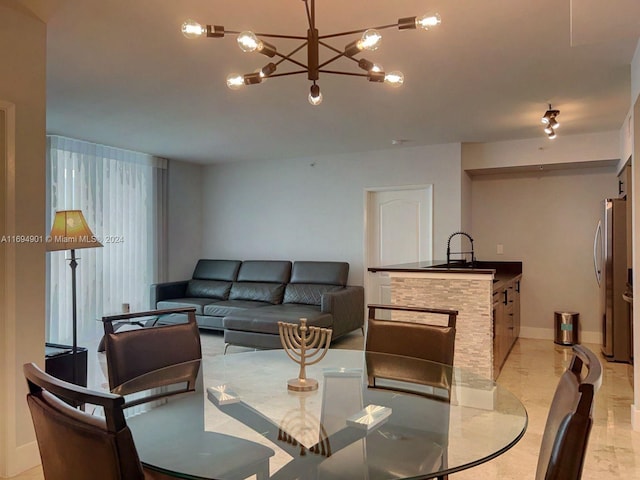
[181,0,441,105]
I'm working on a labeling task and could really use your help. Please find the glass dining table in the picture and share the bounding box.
[126,349,528,480]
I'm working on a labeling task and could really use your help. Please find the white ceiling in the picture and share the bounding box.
[22,0,640,164]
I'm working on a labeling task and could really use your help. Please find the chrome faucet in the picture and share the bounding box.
[446,232,475,266]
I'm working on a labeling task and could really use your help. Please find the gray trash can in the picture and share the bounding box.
[554,311,579,346]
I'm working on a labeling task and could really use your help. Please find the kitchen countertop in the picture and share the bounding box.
[368,260,523,290]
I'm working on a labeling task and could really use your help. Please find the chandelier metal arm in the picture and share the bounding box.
[318,23,400,40]
[317,51,353,70]
[272,48,309,70]
[252,32,308,40]
[267,70,309,78]
[318,69,368,77]
[272,42,309,69]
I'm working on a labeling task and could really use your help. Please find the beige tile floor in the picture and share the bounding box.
[11,333,640,479]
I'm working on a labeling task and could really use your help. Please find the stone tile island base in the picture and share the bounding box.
[389,272,493,379]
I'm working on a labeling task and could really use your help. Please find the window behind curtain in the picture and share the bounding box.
[46,136,167,345]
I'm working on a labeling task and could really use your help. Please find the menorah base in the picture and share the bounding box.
[287,377,318,392]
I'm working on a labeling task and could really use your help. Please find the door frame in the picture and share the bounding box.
[362,184,434,308]
[0,100,21,476]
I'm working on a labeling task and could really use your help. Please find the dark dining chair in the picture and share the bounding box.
[23,362,177,480]
[102,307,201,408]
[365,304,458,389]
[365,304,458,480]
[535,344,602,480]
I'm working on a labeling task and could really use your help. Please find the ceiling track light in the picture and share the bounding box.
[541,104,560,139]
[181,0,441,105]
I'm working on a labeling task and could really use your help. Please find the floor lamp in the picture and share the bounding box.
[46,210,102,386]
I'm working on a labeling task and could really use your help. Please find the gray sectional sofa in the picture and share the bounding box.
[150,259,364,350]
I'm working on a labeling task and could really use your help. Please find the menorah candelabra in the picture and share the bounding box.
[278,318,332,392]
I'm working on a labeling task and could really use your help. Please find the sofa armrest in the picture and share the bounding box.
[321,286,364,338]
[150,281,189,307]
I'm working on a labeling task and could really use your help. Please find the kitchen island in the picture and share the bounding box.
[368,261,522,379]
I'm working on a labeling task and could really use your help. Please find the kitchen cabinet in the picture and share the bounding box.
[493,277,521,377]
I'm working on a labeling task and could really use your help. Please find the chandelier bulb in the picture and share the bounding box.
[181,19,205,39]
[547,130,557,140]
[357,29,382,51]
[549,117,560,129]
[416,13,442,30]
[226,73,245,90]
[384,71,404,87]
[237,31,262,53]
[308,85,323,106]
[544,125,554,135]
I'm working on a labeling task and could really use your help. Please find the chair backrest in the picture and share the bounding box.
[366,304,457,366]
[103,307,202,407]
[23,362,146,480]
[535,345,602,480]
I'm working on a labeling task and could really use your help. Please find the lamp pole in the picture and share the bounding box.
[69,248,78,385]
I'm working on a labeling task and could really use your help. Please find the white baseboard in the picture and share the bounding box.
[1,441,40,478]
[519,327,601,345]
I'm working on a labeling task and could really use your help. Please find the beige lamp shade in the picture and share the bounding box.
[46,210,103,251]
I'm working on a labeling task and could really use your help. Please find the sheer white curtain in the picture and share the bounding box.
[46,136,167,345]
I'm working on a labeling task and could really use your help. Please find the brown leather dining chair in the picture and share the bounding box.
[535,344,602,480]
[102,307,275,480]
[365,304,458,480]
[102,307,202,408]
[23,362,176,480]
[365,304,458,390]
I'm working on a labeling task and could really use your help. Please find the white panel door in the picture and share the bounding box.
[366,187,433,311]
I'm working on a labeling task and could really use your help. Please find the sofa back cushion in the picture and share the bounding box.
[236,260,292,283]
[192,260,242,281]
[229,261,292,304]
[289,261,348,286]
[186,280,232,300]
[284,261,349,305]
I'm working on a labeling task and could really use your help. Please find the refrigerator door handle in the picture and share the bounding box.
[594,220,602,286]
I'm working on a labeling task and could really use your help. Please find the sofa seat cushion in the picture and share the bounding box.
[223,304,332,335]
[284,284,342,305]
[156,298,219,315]
[203,299,271,317]
[186,279,232,300]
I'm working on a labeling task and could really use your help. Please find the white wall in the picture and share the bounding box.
[471,166,618,341]
[201,143,464,285]
[462,131,620,172]
[0,5,46,477]
[167,159,204,280]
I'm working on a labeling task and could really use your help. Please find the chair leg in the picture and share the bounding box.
[223,343,231,355]
[361,326,365,335]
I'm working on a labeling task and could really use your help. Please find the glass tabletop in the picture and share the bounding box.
[127,349,527,480]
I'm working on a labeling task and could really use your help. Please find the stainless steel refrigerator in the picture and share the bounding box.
[594,198,631,362]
